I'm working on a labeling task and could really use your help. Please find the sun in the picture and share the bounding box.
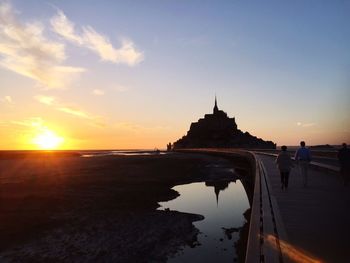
[33,129,64,150]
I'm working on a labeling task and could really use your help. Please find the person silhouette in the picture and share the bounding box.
[276,145,294,190]
[294,141,312,187]
[338,143,350,186]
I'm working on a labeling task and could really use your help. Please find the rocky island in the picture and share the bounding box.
[174,98,276,149]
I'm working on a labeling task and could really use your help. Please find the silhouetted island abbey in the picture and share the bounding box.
[174,98,276,149]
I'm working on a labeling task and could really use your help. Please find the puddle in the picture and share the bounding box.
[158,181,250,262]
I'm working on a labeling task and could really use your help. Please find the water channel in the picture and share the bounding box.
[158,180,250,262]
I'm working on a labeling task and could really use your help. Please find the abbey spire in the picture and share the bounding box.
[213,95,219,114]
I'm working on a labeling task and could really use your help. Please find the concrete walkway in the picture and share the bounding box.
[257,154,350,263]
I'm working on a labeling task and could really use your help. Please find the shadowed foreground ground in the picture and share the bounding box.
[0,152,249,262]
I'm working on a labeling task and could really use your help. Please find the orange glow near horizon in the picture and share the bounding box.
[32,129,64,150]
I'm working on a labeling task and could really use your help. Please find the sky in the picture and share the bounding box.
[0,0,349,150]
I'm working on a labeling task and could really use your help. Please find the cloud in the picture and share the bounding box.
[11,117,44,128]
[0,2,143,89]
[56,105,106,127]
[1,95,12,103]
[34,94,106,127]
[48,10,83,45]
[34,95,55,105]
[0,2,85,89]
[51,10,144,66]
[296,122,316,128]
[0,120,9,126]
[4,95,12,103]
[302,123,316,128]
[92,89,105,96]
[56,106,90,118]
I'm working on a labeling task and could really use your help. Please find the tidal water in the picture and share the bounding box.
[81,150,167,157]
[158,181,250,262]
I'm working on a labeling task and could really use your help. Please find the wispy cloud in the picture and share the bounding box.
[34,95,55,105]
[302,123,316,128]
[56,105,106,127]
[34,94,106,127]
[4,95,12,103]
[1,95,12,103]
[51,10,144,66]
[92,89,105,96]
[0,120,9,126]
[296,122,316,128]
[0,2,85,89]
[48,10,83,45]
[56,106,90,119]
[11,117,44,128]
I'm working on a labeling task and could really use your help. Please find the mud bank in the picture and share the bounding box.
[0,152,250,262]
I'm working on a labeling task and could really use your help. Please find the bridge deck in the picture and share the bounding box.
[257,154,350,263]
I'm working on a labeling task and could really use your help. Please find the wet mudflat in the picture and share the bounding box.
[0,151,251,262]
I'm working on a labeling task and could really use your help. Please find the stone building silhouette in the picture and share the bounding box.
[173,97,276,149]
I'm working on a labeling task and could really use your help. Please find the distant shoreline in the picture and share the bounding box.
[0,146,340,161]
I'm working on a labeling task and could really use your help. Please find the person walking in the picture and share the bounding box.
[294,141,312,187]
[338,143,350,186]
[276,145,294,190]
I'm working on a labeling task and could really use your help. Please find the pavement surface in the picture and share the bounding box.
[257,154,350,263]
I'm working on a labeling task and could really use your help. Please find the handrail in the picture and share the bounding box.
[253,151,339,174]
[245,152,290,263]
[244,152,263,262]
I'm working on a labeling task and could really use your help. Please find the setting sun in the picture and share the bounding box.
[33,129,64,150]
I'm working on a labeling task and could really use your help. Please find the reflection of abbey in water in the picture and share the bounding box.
[174,97,276,149]
[205,180,230,206]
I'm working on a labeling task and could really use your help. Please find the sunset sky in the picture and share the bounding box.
[1,0,349,150]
